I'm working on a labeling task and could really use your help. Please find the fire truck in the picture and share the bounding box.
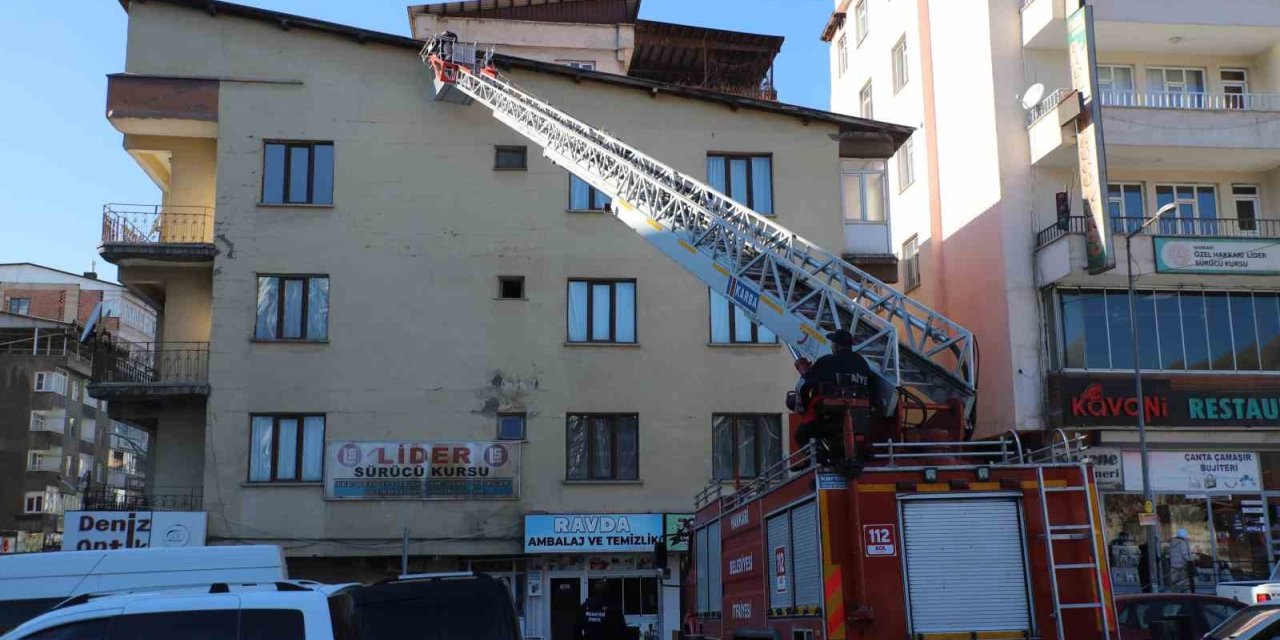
[421,38,1118,640]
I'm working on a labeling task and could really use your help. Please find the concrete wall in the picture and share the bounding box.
[124,2,851,556]
[411,14,634,74]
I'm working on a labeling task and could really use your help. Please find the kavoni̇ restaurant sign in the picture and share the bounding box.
[1060,377,1280,428]
[324,441,520,500]
[524,514,664,553]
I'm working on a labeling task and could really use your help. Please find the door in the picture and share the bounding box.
[551,578,582,640]
[901,498,1031,635]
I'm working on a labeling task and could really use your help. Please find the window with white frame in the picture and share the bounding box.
[33,370,67,394]
[709,289,776,344]
[891,36,909,92]
[712,414,782,480]
[81,419,97,444]
[903,235,920,292]
[1145,67,1206,108]
[841,159,887,222]
[1233,185,1260,232]
[27,450,60,472]
[859,81,873,119]
[567,279,637,343]
[70,378,81,402]
[896,136,915,192]
[23,492,44,515]
[1097,65,1134,106]
[854,0,868,44]
[1222,69,1249,109]
[249,414,325,483]
[1155,184,1218,234]
[7,298,30,315]
[79,454,92,480]
[837,34,848,77]
[1107,183,1145,233]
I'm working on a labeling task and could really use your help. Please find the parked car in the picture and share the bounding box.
[1219,564,1280,604]
[1116,593,1246,640]
[1204,604,1280,640]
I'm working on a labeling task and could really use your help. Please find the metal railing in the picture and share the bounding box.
[1026,88,1073,125]
[1037,216,1280,247]
[27,454,63,473]
[1100,90,1280,112]
[101,204,214,245]
[0,329,92,359]
[82,486,203,512]
[30,413,67,435]
[695,442,818,509]
[92,341,209,386]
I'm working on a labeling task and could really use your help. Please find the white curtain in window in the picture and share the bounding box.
[707,156,727,192]
[283,280,304,339]
[733,306,753,342]
[712,415,733,480]
[616,416,638,480]
[615,282,636,342]
[591,284,612,341]
[709,290,731,343]
[276,418,298,480]
[307,278,329,340]
[255,277,278,339]
[729,159,749,203]
[568,281,588,341]
[591,416,613,478]
[751,157,773,214]
[566,415,588,479]
[301,416,324,482]
[249,416,273,481]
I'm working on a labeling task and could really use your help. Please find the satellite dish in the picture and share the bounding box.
[1020,83,1046,110]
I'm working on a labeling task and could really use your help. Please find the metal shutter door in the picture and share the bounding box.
[902,499,1030,634]
[791,502,821,607]
[767,512,793,609]
[696,526,710,613]
[708,521,722,611]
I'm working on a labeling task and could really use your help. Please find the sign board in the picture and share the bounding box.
[817,473,848,490]
[1067,4,1115,274]
[62,511,207,551]
[524,514,663,553]
[665,513,693,552]
[1058,375,1280,428]
[1139,512,1158,527]
[726,277,760,314]
[527,570,543,597]
[0,536,13,554]
[863,524,898,557]
[325,441,520,500]
[1089,447,1124,490]
[1154,237,1280,275]
[773,546,788,594]
[1122,451,1260,493]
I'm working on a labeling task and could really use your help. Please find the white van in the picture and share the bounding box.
[0,545,287,632]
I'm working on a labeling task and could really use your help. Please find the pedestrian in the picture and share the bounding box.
[574,581,628,640]
[1137,539,1152,593]
[1168,528,1195,592]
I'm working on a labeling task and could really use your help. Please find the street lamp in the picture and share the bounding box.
[1126,201,1177,592]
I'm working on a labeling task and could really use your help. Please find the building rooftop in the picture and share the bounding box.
[410,0,640,24]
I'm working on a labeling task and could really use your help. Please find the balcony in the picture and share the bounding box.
[29,412,66,436]
[89,342,210,399]
[82,486,202,512]
[27,450,63,473]
[842,222,897,283]
[1023,0,1280,53]
[99,204,217,265]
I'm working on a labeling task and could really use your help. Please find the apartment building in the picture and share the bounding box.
[94,0,910,636]
[0,263,159,347]
[826,0,1280,591]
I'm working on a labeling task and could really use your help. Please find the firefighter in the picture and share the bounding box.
[574,581,629,640]
[794,329,874,461]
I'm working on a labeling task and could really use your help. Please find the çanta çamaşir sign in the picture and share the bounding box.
[324,441,520,500]
[1060,377,1280,428]
[1121,451,1260,493]
[524,514,663,553]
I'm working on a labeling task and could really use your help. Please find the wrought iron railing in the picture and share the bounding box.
[101,204,214,245]
[92,341,209,386]
[82,486,203,512]
[1026,88,1073,125]
[1037,216,1280,248]
[1100,90,1280,112]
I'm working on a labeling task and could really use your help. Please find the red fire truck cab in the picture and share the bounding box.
[685,401,1118,640]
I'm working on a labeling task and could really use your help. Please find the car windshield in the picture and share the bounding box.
[1206,606,1280,640]
[349,577,519,640]
[1271,563,1280,582]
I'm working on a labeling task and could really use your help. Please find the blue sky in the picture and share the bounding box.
[0,1,831,283]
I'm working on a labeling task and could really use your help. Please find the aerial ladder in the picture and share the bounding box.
[421,39,978,434]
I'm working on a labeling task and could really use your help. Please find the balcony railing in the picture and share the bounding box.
[82,486,203,512]
[1100,90,1280,112]
[92,341,209,387]
[101,204,214,245]
[1026,87,1073,125]
[1037,216,1280,247]
[30,413,66,435]
[27,453,63,473]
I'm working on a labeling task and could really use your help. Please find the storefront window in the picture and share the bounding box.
[1104,494,1145,594]
[1157,495,1212,593]
[1210,496,1269,581]
[588,577,659,616]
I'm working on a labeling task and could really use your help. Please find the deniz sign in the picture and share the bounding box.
[524,514,663,553]
[62,511,207,551]
[1059,377,1280,428]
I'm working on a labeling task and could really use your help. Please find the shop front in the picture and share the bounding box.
[1050,373,1280,594]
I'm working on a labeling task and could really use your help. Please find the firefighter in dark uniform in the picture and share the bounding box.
[794,329,875,461]
[574,581,629,640]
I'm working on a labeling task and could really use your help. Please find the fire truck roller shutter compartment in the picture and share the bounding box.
[901,498,1031,635]
[790,502,821,609]
[767,510,793,611]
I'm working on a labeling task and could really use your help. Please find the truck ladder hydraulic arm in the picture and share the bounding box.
[421,40,977,415]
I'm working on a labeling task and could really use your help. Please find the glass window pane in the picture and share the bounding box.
[641,576,658,615]
[733,305,753,342]
[591,417,613,478]
[1073,291,1107,368]
[250,416,273,481]
[710,290,731,344]
[307,278,329,340]
[615,282,635,343]
[1231,293,1260,370]
[287,146,311,204]
[737,417,758,478]
[111,610,239,640]
[591,284,612,341]
[758,322,776,343]
[570,175,591,210]
[1107,291,1133,370]
[264,144,286,204]
[616,416,638,480]
[1135,291,1160,370]
[842,173,865,222]
[567,281,588,342]
[1146,68,1165,93]
[1236,198,1259,226]
[761,416,781,470]
[301,416,324,482]
[1124,186,1144,219]
[1256,294,1280,371]
[1061,292,1086,368]
[713,415,733,481]
[1181,292,1211,370]
[1154,291,1184,369]
[283,279,304,339]
[1115,67,1133,91]
[276,418,298,481]
[865,172,884,221]
[566,416,588,479]
[1205,293,1236,370]
[707,156,726,192]
[255,277,278,339]
[729,159,749,204]
[312,144,334,205]
[241,609,306,640]
[1187,69,1205,91]
[592,187,610,210]
[751,157,773,214]
[625,577,642,615]
[498,415,526,440]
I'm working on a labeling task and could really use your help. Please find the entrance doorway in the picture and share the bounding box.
[551,578,582,640]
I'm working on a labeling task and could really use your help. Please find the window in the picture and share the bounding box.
[566,414,638,480]
[498,413,527,440]
[859,81,873,119]
[494,146,527,170]
[263,141,334,205]
[559,60,596,70]
[854,0,868,44]
[21,617,111,639]
[707,154,773,215]
[837,34,848,77]
[712,414,782,480]
[78,454,92,480]
[70,378,81,402]
[23,492,44,514]
[1146,67,1206,108]
[240,609,306,640]
[255,275,329,341]
[249,414,325,482]
[1233,185,1260,232]
[569,175,610,211]
[709,289,776,344]
[1107,183,1145,233]
[841,159,887,222]
[498,276,525,300]
[82,419,96,443]
[588,577,659,616]
[1222,68,1249,109]
[109,610,239,640]
[567,279,636,343]
[34,370,67,394]
[903,235,920,292]
[1058,289,1280,371]
[896,136,915,191]
[891,36,909,92]
[1155,184,1217,235]
[1097,65,1135,106]
[7,297,30,315]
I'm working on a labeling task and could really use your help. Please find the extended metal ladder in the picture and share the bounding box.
[420,39,977,411]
